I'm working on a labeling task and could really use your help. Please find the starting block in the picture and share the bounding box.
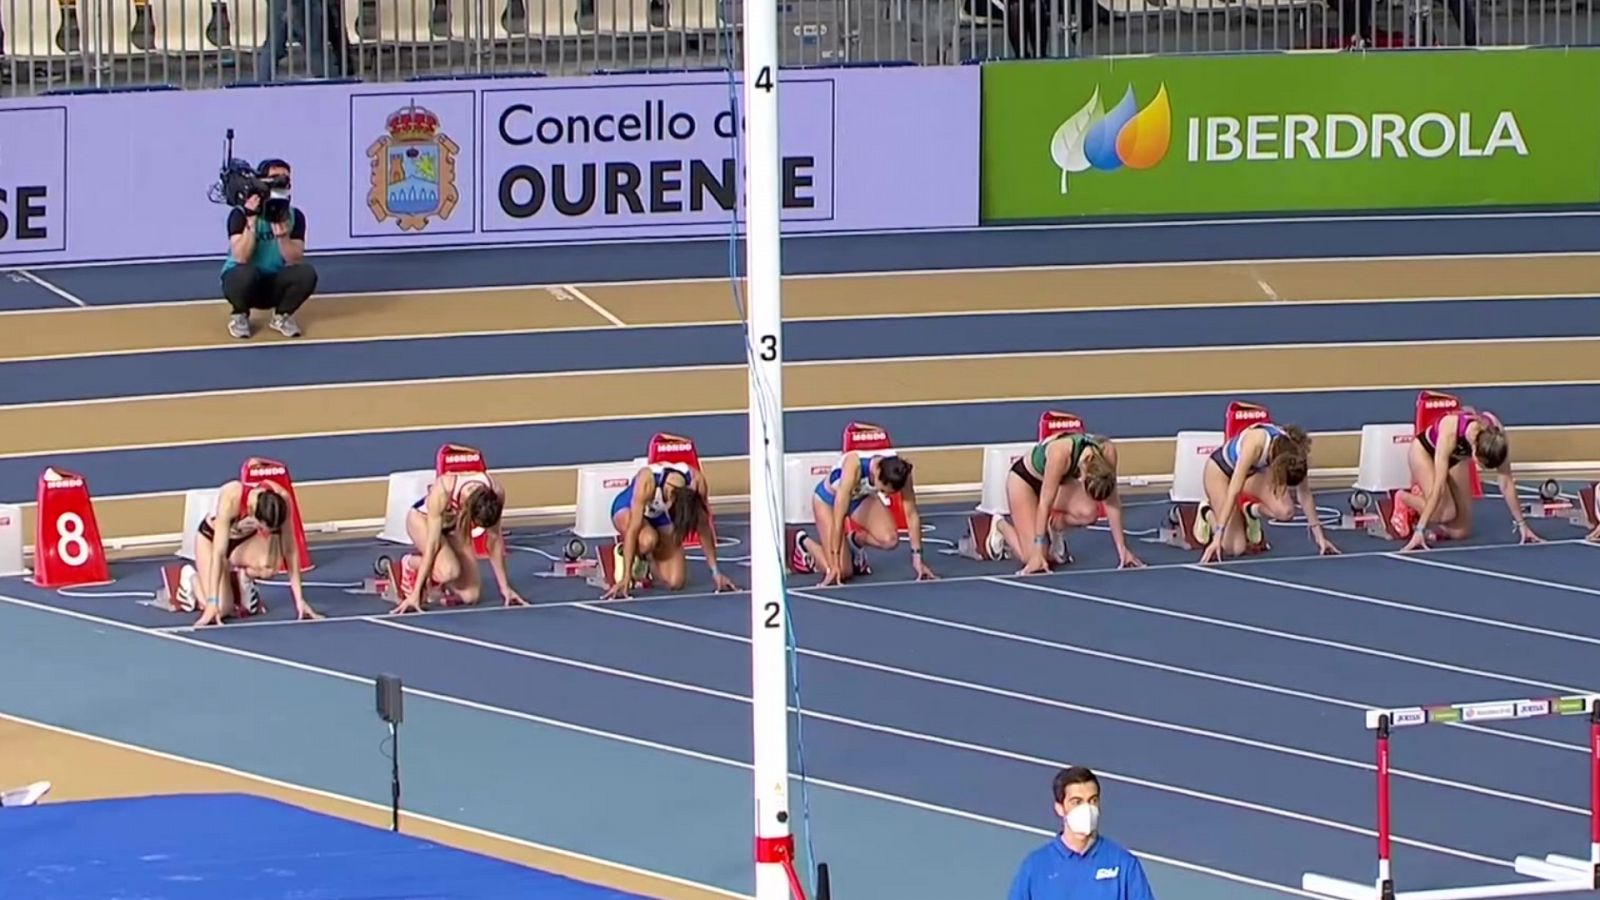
[783,452,840,525]
[1342,423,1413,537]
[842,421,908,533]
[587,540,654,591]
[0,503,23,578]
[1522,478,1585,526]
[647,432,710,549]
[154,563,263,617]
[1157,402,1272,554]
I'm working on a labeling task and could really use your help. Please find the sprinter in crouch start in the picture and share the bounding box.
[602,459,738,600]
[392,468,526,613]
[190,477,319,627]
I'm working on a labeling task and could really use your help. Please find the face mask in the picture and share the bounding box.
[1064,803,1099,836]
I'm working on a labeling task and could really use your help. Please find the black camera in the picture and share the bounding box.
[209,129,293,223]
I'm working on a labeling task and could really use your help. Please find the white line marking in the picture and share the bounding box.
[1190,566,1600,649]
[7,290,1600,365]
[12,335,1600,412]
[578,603,1584,816]
[368,616,1509,867]
[1255,276,1280,301]
[0,591,1317,898]
[10,217,1600,275]
[0,710,748,899]
[9,374,1600,461]
[787,586,1584,756]
[1386,553,1600,600]
[550,285,627,328]
[13,269,86,307]
[985,577,1591,695]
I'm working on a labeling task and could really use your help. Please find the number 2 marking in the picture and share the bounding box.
[763,601,780,628]
[56,512,89,566]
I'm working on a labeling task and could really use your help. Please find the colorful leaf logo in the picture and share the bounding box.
[1050,83,1171,192]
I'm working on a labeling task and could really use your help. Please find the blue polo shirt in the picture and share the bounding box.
[1007,833,1155,900]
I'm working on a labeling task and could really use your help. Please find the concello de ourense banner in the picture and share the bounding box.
[979,48,1600,220]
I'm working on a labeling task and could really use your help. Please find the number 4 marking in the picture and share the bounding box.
[755,66,773,93]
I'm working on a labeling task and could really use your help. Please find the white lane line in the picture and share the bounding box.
[550,285,626,328]
[368,617,1510,868]
[13,269,87,307]
[789,588,1585,756]
[985,577,1591,696]
[578,602,1584,817]
[1386,553,1600,600]
[0,590,1321,898]
[1191,566,1600,649]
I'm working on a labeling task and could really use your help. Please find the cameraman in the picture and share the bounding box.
[220,158,316,339]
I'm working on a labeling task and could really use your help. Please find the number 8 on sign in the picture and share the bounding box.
[55,511,89,567]
[32,467,112,588]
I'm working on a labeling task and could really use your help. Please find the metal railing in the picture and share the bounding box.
[0,0,1592,95]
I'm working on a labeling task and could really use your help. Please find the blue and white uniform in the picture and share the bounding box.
[1006,834,1155,900]
[1209,423,1287,478]
[814,453,890,516]
[412,472,492,533]
[612,463,695,530]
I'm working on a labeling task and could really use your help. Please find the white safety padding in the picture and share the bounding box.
[1169,431,1225,504]
[977,442,1037,516]
[378,469,435,545]
[176,488,222,561]
[783,452,840,524]
[1354,423,1414,493]
[575,461,645,539]
[0,503,26,577]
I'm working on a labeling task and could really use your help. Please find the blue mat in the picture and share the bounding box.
[0,793,653,899]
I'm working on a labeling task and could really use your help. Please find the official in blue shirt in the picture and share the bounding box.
[1007,766,1156,900]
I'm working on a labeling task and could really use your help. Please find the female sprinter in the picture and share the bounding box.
[791,452,937,586]
[191,478,319,627]
[601,461,738,600]
[1197,423,1340,564]
[392,470,526,614]
[1007,430,1144,574]
[1395,408,1543,551]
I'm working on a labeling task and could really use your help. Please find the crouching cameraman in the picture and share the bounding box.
[220,158,317,339]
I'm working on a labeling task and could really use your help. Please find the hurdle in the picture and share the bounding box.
[1302,694,1600,900]
[1157,401,1272,553]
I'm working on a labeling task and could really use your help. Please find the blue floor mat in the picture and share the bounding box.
[0,793,653,899]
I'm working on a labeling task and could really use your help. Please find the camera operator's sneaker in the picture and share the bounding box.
[270,313,302,338]
[228,314,251,339]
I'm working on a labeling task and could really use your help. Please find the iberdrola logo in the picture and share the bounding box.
[1051,84,1172,193]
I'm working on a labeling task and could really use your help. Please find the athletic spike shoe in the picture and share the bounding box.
[1192,503,1214,545]
[176,564,198,613]
[790,530,816,574]
[399,553,421,603]
[1244,504,1264,547]
[1389,489,1417,539]
[986,514,1007,560]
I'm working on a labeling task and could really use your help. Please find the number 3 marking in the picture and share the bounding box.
[56,512,89,566]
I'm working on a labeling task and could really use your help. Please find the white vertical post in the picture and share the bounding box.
[742,1,792,898]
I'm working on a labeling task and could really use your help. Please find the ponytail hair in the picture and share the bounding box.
[667,482,708,538]
[253,490,289,532]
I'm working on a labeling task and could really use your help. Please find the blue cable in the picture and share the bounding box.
[715,16,820,894]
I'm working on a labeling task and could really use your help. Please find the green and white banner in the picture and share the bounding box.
[980,49,1600,220]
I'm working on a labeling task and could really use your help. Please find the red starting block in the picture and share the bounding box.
[647,432,710,549]
[32,467,112,589]
[1415,391,1483,498]
[587,540,655,591]
[155,563,263,617]
[1225,400,1271,441]
[842,421,908,532]
[240,458,314,572]
[437,443,491,558]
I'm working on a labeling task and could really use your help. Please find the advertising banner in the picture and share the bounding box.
[980,49,1600,220]
[0,65,978,266]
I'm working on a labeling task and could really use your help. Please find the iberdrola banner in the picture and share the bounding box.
[979,49,1600,220]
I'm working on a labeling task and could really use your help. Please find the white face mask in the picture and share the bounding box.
[1064,803,1099,836]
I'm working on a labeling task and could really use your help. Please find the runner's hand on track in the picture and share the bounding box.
[1400,530,1430,553]
[1315,536,1341,557]
[913,558,938,581]
[295,602,322,620]
[502,588,529,607]
[600,579,631,601]
[1199,539,1225,565]
[1017,553,1051,576]
[1117,550,1145,569]
[712,573,739,592]
[1517,524,1544,545]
